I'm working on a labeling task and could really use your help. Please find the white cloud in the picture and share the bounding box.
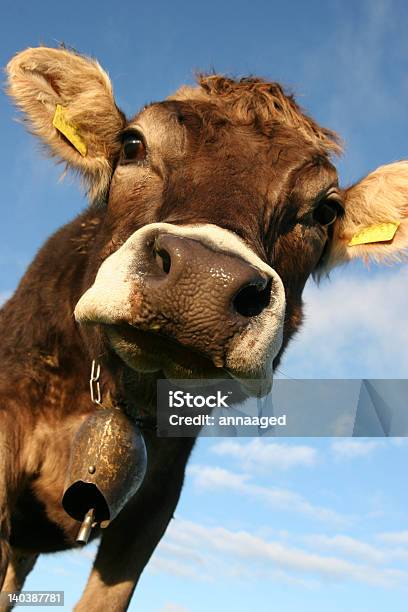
[331,438,408,460]
[281,267,408,379]
[377,531,408,546]
[159,603,190,612]
[152,518,408,588]
[211,439,318,471]
[159,540,209,567]
[187,464,350,526]
[303,534,386,564]
[331,439,384,459]
[149,556,208,582]
[306,532,408,565]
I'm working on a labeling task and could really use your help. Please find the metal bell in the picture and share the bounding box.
[62,408,147,543]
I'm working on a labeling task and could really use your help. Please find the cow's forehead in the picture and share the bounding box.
[129,98,311,141]
[126,100,339,177]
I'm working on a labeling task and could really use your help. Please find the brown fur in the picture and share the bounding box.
[1,46,407,611]
[172,75,342,155]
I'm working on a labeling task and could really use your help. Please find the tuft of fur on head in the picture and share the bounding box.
[171,75,342,157]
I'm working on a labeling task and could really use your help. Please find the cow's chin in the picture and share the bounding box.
[105,324,273,397]
[105,324,230,381]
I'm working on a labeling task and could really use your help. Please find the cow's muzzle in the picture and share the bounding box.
[74,223,286,394]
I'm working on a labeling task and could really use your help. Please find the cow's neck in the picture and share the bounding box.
[0,209,129,417]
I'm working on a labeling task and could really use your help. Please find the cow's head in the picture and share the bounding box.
[7,47,408,395]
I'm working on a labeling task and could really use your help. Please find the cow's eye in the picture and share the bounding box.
[121,132,147,163]
[313,199,341,227]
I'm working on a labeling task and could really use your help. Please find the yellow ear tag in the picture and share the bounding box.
[348,221,400,246]
[52,105,87,157]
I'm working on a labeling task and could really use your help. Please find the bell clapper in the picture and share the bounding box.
[76,508,97,545]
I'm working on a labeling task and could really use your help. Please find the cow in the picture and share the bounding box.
[1,46,407,611]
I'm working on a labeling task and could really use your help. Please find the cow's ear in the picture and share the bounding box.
[322,161,408,271]
[6,46,125,200]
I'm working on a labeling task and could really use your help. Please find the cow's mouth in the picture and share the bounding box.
[105,323,230,380]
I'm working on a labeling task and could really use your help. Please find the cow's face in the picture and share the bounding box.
[75,98,341,392]
[7,48,408,394]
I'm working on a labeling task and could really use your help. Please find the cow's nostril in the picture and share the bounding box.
[155,248,171,274]
[233,279,272,317]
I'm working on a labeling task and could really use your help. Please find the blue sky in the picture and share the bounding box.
[1,0,408,610]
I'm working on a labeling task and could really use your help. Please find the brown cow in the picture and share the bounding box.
[1,46,407,611]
